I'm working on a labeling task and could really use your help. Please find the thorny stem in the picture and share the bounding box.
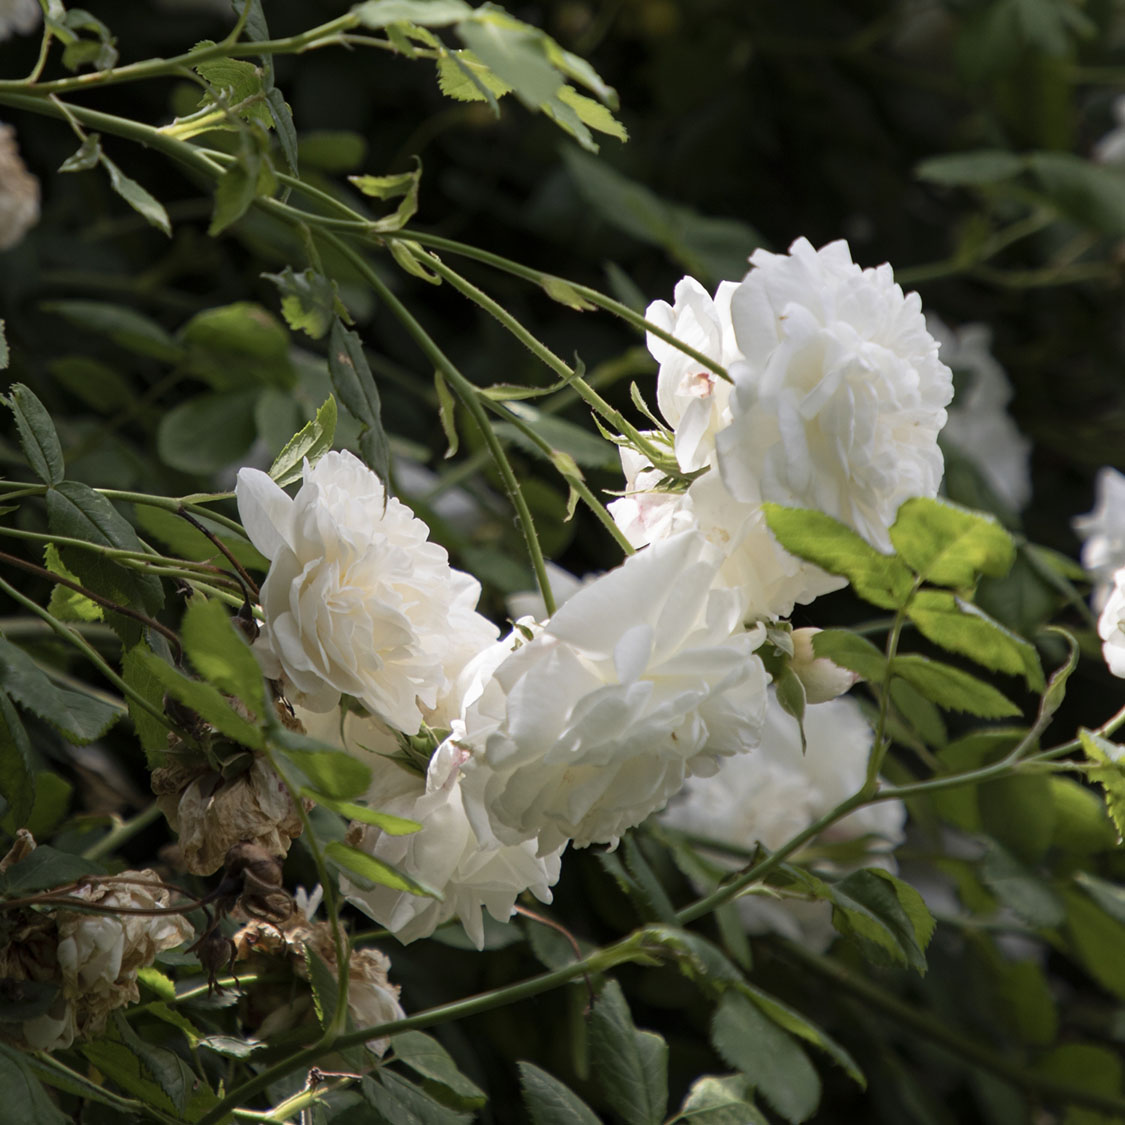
[176,508,260,600]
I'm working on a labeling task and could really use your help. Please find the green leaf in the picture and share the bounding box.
[209,151,262,236]
[1038,626,1079,723]
[1073,872,1125,926]
[2,844,99,894]
[711,991,819,1125]
[355,0,474,28]
[518,1061,601,1125]
[1064,885,1125,1000]
[348,157,422,232]
[496,404,620,470]
[907,590,1043,691]
[301,789,419,835]
[49,356,133,415]
[388,238,444,283]
[434,369,460,459]
[5,771,71,841]
[364,1069,474,1124]
[828,868,933,974]
[978,773,1056,864]
[0,322,7,369]
[1050,778,1117,855]
[540,276,596,311]
[156,389,259,474]
[741,985,865,1090]
[990,956,1058,1047]
[810,630,887,681]
[0,692,33,829]
[914,150,1026,186]
[556,85,627,141]
[979,839,1064,927]
[100,153,172,237]
[622,835,678,923]
[435,49,511,107]
[1079,728,1125,839]
[3,383,64,485]
[297,130,368,172]
[326,840,441,898]
[268,396,338,488]
[1038,1045,1123,1125]
[889,497,1015,587]
[41,300,182,362]
[133,506,266,573]
[0,1045,69,1125]
[193,47,274,130]
[182,596,265,714]
[45,543,102,623]
[762,504,914,609]
[562,147,763,282]
[678,1075,767,1125]
[132,647,263,749]
[262,267,343,340]
[589,979,668,1125]
[892,655,1021,718]
[179,302,295,389]
[391,1031,486,1107]
[58,134,102,172]
[275,738,371,801]
[0,637,121,744]
[328,319,392,485]
[113,1012,217,1118]
[457,17,561,108]
[1029,151,1125,236]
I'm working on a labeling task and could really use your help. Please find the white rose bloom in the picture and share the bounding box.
[456,531,771,855]
[0,123,40,251]
[1097,567,1125,679]
[648,277,741,473]
[1074,467,1125,611]
[236,451,497,733]
[661,692,906,950]
[609,454,844,620]
[0,0,40,40]
[341,740,562,950]
[718,237,953,553]
[928,316,1031,512]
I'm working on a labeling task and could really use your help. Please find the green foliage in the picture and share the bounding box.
[711,991,819,1124]
[1079,728,1125,838]
[0,1046,69,1125]
[181,596,265,714]
[827,869,935,974]
[589,980,669,1125]
[391,1031,487,1109]
[328,319,392,486]
[889,498,1015,588]
[518,1061,602,1125]
[326,839,441,898]
[349,158,423,232]
[3,383,65,485]
[268,395,338,487]
[178,302,295,389]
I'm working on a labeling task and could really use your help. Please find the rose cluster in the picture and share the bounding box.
[230,238,957,948]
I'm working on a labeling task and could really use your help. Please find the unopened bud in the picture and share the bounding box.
[790,628,859,704]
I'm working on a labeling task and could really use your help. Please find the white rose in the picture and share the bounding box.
[341,741,562,950]
[609,457,844,620]
[717,237,953,553]
[456,531,771,855]
[1097,567,1125,679]
[648,277,741,472]
[236,451,497,733]
[1074,467,1125,611]
[929,315,1031,512]
[661,692,906,950]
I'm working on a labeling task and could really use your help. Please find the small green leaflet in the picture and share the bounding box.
[2,383,65,486]
[889,497,1015,588]
[59,133,170,236]
[300,789,419,835]
[262,267,344,339]
[326,840,442,898]
[892,654,1021,718]
[518,1061,602,1125]
[348,157,422,232]
[762,504,915,610]
[589,980,669,1125]
[1079,728,1125,839]
[327,319,392,486]
[181,597,266,714]
[269,396,338,487]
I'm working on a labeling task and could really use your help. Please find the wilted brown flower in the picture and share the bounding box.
[0,123,39,251]
[234,886,405,1059]
[153,755,304,875]
[0,869,193,1052]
